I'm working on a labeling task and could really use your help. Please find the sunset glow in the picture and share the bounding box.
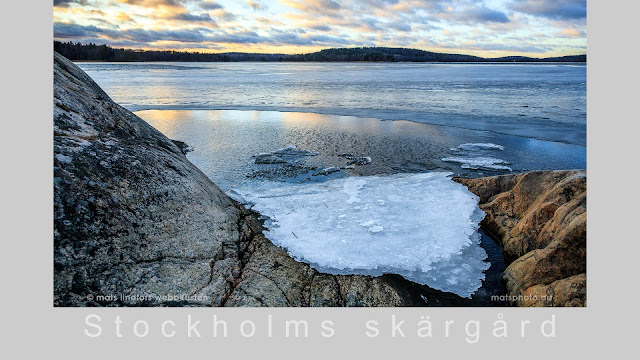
[53,0,587,57]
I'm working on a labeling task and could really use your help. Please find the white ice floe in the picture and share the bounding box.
[253,145,319,164]
[339,153,372,166]
[270,145,319,157]
[442,156,512,171]
[451,143,505,151]
[228,172,490,297]
[347,156,372,165]
[445,143,511,172]
[313,166,342,176]
[253,153,287,164]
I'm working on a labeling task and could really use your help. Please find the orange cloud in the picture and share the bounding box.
[558,28,585,38]
[53,0,587,58]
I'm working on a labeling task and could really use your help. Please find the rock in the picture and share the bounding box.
[518,274,586,307]
[170,139,193,155]
[54,51,244,306]
[454,170,586,306]
[53,52,469,307]
[222,208,473,307]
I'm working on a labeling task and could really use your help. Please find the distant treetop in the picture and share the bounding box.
[54,41,586,63]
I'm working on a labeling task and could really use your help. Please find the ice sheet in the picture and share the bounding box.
[441,156,512,171]
[452,143,505,151]
[228,172,490,297]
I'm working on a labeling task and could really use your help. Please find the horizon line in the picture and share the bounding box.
[54,40,587,60]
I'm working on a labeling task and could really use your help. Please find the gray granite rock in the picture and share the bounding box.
[54,52,245,306]
[53,52,469,307]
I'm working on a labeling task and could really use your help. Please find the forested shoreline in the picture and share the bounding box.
[54,41,586,63]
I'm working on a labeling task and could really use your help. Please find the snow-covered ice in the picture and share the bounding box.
[441,156,512,171]
[253,145,319,164]
[267,145,319,157]
[451,143,505,151]
[253,153,287,164]
[313,166,341,176]
[338,153,372,166]
[444,143,511,172]
[228,172,490,297]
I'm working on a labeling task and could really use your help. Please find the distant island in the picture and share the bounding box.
[54,41,586,63]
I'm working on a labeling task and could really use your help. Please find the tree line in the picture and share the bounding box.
[54,41,586,63]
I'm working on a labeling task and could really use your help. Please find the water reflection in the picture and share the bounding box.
[138,109,586,191]
[81,62,586,145]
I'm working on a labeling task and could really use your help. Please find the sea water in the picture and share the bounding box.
[78,62,586,145]
[78,62,586,300]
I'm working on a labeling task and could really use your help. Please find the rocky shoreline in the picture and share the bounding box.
[53,52,586,307]
[455,171,586,306]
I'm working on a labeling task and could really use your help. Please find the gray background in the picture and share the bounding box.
[1,1,636,358]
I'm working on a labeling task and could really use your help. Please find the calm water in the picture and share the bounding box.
[139,109,578,305]
[77,62,586,304]
[139,110,585,191]
[78,62,586,146]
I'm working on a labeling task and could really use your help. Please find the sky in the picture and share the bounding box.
[53,0,587,57]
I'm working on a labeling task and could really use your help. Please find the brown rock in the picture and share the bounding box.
[519,274,586,307]
[455,170,586,307]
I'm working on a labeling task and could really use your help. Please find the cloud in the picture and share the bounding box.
[281,0,341,14]
[510,0,586,20]
[54,22,211,43]
[53,0,89,7]
[270,32,314,45]
[54,22,103,38]
[388,22,412,32]
[304,33,351,45]
[365,0,401,8]
[247,1,266,11]
[208,30,265,44]
[115,12,135,23]
[557,28,586,38]
[211,8,238,21]
[118,28,212,43]
[434,38,552,54]
[53,0,587,57]
[171,12,214,22]
[199,0,224,10]
[309,23,331,32]
[202,29,351,47]
[469,43,551,53]
[115,0,181,6]
[280,0,510,29]
[463,7,510,23]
